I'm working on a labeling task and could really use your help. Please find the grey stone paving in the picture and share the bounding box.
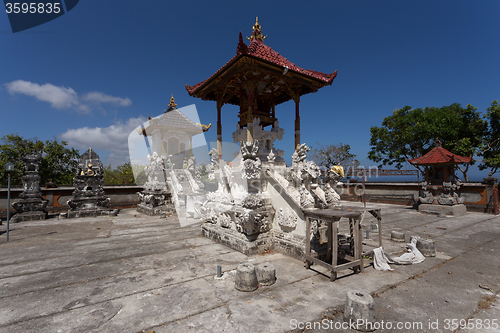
[0,204,498,333]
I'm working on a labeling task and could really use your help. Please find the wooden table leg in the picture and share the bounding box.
[377,215,382,248]
[332,220,338,281]
[326,220,332,262]
[370,209,383,248]
[305,217,311,269]
[358,216,364,273]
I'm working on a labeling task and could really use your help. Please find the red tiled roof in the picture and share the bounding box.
[244,38,336,83]
[186,32,336,95]
[408,146,471,165]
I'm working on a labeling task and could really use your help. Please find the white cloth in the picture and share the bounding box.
[373,237,425,271]
[373,247,394,271]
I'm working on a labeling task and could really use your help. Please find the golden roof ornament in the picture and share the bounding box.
[247,17,267,41]
[168,94,177,108]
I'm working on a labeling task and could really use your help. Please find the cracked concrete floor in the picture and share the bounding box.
[0,204,499,333]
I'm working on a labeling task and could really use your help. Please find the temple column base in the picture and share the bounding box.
[10,210,47,223]
[418,204,467,216]
[201,223,306,260]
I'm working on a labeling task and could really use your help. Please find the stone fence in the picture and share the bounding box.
[0,182,497,219]
[0,186,143,218]
[335,181,497,213]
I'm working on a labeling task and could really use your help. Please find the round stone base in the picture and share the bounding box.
[344,290,376,332]
[256,262,276,286]
[415,237,436,257]
[391,230,406,242]
[235,263,259,292]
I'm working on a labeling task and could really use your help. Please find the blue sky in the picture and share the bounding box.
[1,1,499,181]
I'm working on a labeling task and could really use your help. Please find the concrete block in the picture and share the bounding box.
[418,204,467,216]
[391,230,405,242]
[344,290,376,331]
[256,262,276,286]
[415,237,436,257]
[318,226,328,244]
[235,263,259,292]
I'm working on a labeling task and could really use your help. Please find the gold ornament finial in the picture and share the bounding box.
[247,17,267,41]
[168,94,177,108]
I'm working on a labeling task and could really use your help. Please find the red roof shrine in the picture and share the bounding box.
[185,19,337,108]
[408,145,471,165]
[185,18,337,153]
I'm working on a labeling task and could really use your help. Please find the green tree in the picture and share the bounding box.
[368,103,486,181]
[103,162,137,185]
[0,134,80,186]
[479,100,500,175]
[309,142,359,171]
[132,164,147,185]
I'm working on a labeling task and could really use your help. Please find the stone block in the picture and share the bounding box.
[235,263,259,292]
[415,237,436,257]
[256,262,276,286]
[344,290,376,331]
[418,204,467,216]
[391,230,406,242]
[11,211,47,223]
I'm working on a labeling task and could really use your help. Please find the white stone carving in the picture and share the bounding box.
[312,185,328,208]
[267,149,276,163]
[241,158,262,180]
[293,143,310,165]
[324,183,341,206]
[300,184,315,208]
[302,160,320,181]
[275,208,298,228]
[143,152,167,190]
[218,212,232,228]
[232,118,285,158]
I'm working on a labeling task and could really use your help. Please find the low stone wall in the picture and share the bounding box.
[337,182,495,213]
[0,185,143,218]
[1,182,497,219]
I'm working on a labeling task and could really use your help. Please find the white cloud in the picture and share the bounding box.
[81,91,132,107]
[60,116,146,166]
[5,80,78,109]
[5,80,132,113]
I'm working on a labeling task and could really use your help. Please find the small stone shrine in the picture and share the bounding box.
[408,141,470,216]
[136,95,211,219]
[67,148,112,218]
[136,152,175,216]
[11,152,48,222]
[137,95,211,168]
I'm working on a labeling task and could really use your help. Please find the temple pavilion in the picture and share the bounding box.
[408,141,471,185]
[138,95,211,167]
[186,18,337,161]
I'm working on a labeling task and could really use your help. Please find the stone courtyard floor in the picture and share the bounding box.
[0,203,499,333]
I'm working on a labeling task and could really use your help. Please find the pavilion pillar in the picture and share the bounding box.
[294,95,300,150]
[246,83,255,143]
[271,91,275,129]
[217,100,223,158]
[189,137,193,158]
